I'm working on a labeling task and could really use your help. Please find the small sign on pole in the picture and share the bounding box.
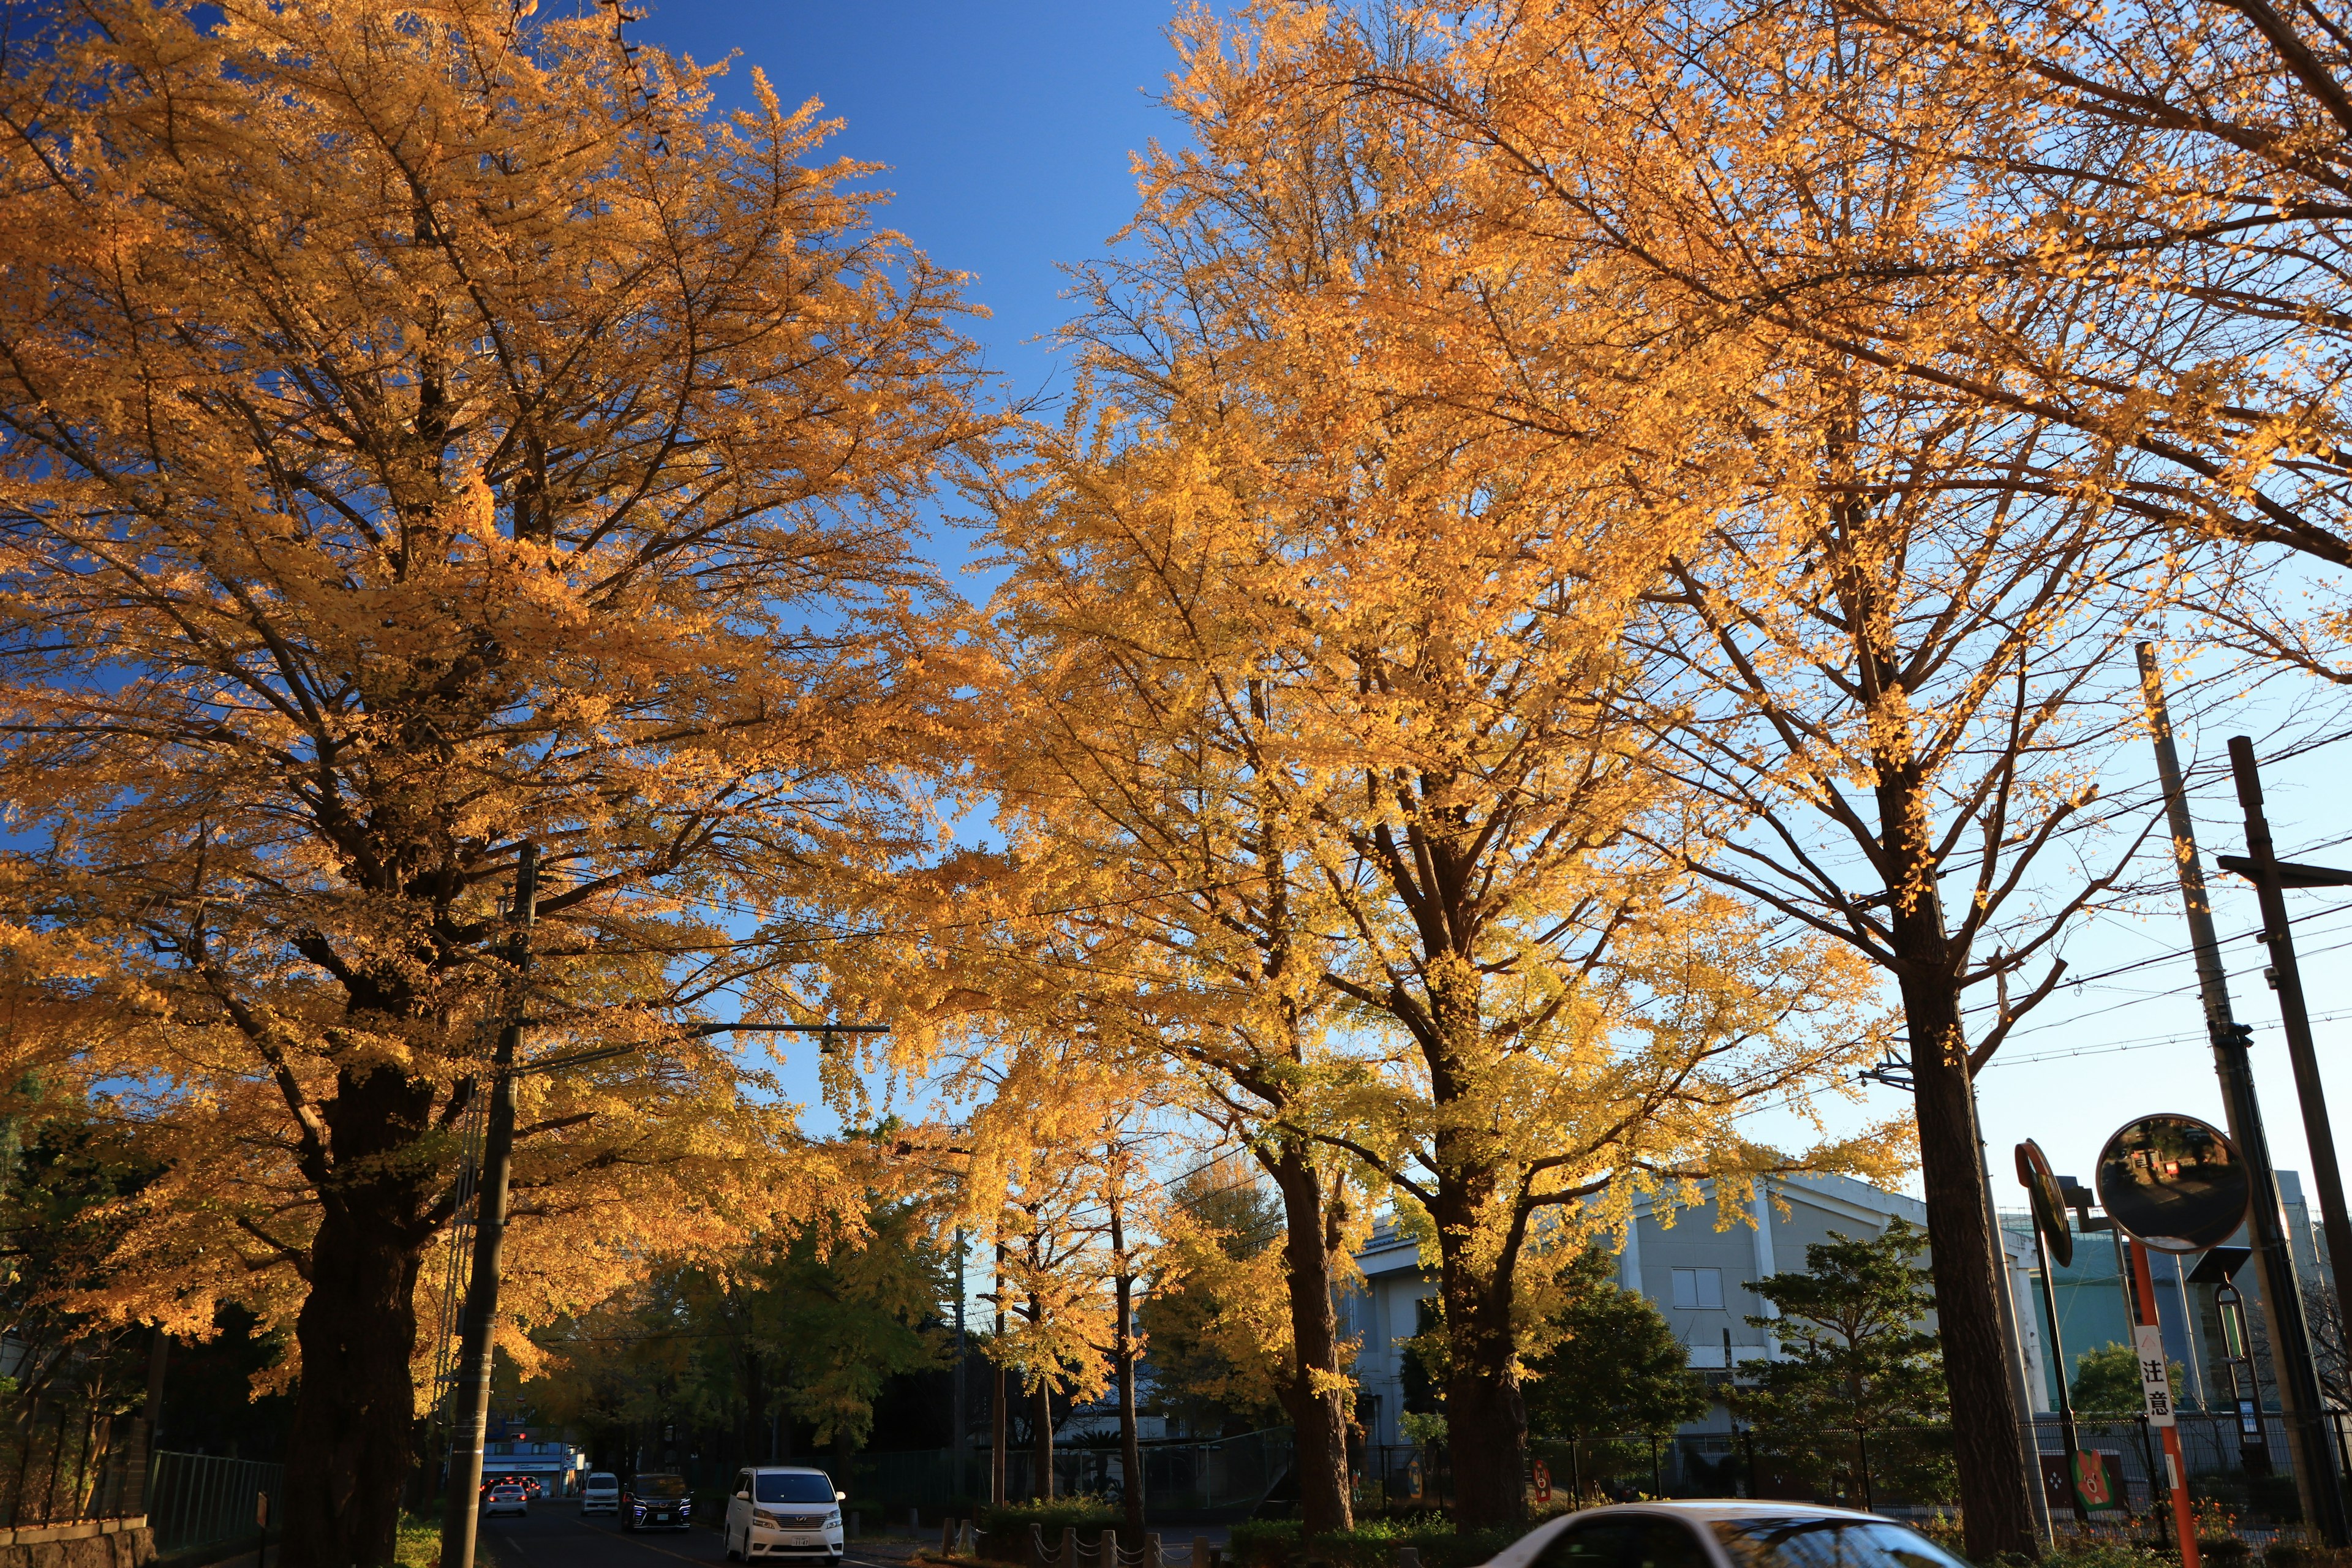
[1532,1459,1551,1507]
[2136,1324,2178,1427]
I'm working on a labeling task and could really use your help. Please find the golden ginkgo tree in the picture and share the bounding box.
[0,2,982,1562]
[982,12,1910,1526]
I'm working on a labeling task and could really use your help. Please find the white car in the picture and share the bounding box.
[724,1466,845,1562]
[483,1484,529,1518]
[1485,1502,1971,1568]
[581,1473,621,1515]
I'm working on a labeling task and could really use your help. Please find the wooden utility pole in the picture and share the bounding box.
[439,845,538,1568]
[2137,649,2345,1542]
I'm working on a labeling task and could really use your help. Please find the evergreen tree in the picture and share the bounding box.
[1523,1247,1706,1441]
[1738,1220,1955,1506]
[2070,1342,2184,1419]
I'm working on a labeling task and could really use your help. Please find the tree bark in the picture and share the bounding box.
[281,1065,434,1568]
[1031,1378,1055,1501]
[1435,1247,1526,1530]
[1881,829,2037,1559]
[1114,1276,1144,1536]
[1263,1143,1355,1536]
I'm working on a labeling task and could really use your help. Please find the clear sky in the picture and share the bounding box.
[628,1,2352,1224]
[630,0,1196,440]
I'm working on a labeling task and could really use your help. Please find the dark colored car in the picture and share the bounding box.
[625,1472,693,1532]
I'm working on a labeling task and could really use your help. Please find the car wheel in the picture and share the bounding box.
[727,1529,743,1562]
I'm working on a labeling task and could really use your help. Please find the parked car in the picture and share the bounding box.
[1482,1503,1971,1568]
[581,1472,622,1515]
[626,1472,693,1532]
[723,1466,845,1562]
[483,1485,529,1519]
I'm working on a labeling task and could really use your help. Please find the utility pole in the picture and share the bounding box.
[2136,650,2346,1542]
[440,843,539,1568]
[2221,736,2352,1325]
[952,1227,968,1500]
[991,1240,1008,1508]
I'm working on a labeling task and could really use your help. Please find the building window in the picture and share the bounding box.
[1670,1267,1724,1310]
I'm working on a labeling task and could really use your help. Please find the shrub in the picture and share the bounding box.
[394,1512,440,1568]
[976,1498,1121,1562]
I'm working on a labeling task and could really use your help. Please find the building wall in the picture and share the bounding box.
[1344,1172,2037,1446]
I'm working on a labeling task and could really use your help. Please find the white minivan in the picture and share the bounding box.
[579,1472,621,1515]
[723,1466,844,1562]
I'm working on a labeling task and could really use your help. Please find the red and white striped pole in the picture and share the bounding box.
[2129,1238,2202,1568]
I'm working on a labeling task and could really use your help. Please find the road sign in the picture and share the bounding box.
[2095,1113,2252,1252]
[2135,1323,2178,1427]
[2016,1138,2075,1267]
[1532,1459,1551,1506]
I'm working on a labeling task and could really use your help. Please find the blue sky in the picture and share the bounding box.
[633,1,1194,451]
[625,2,2352,1224]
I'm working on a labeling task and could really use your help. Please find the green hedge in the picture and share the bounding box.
[976,1498,1121,1562]
[1227,1518,1521,1568]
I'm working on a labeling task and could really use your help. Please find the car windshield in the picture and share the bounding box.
[634,1476,689,1499]
[492,1488,522,1497]
[589,1476,617,1488]
[1711,1518,1970,1568]
[755,1474,836,1505]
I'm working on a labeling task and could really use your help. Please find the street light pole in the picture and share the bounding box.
[2135,655,2345,1540]
[440,843,539,1568]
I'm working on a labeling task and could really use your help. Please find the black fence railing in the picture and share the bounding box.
[840,1430,1300,1518]
[0,1401,149,1528]
[145,1451,282,1556]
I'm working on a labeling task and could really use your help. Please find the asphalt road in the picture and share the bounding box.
[478,1510,922,1568]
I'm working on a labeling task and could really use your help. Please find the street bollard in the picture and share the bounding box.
[255,1491,270,1568]
[1395,1550,1422,1568]
[1061,1525,1079,1568]
[961,1520,978,1556]
[943,1520,958,1556]
[1145,1533,1164,1568]
[1191,1539,1211,1568]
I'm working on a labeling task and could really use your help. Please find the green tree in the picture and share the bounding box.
[1524,1248,1706,1441]
[2070,1343,2184,1419]
[530,1200,946,1464]
[1739,1221,1954,1506]
[1136,1160,1290,1438]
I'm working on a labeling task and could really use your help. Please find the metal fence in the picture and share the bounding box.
[842,1429,1297,1518]
[146,1451,282,1556]
[0,1403,149,1528]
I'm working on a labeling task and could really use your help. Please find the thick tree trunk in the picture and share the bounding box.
[281,1183,426,1567]
[1874,772,2037,1561]
[1264,1144,1354,1537]
[1437,1263,1526,1531]
[1905,985,2035,1558]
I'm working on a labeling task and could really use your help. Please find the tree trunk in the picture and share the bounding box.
[1031,1378,1054,1501]
[1907,988,2035,1558]
[1437,1261,1526,1531]
[1878,817,2037,1559]
[1109,1200,1145,1538]
[1115,1278,1144,1536]
[1264,1144,1354,1536]
[281,1149,428,1568]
